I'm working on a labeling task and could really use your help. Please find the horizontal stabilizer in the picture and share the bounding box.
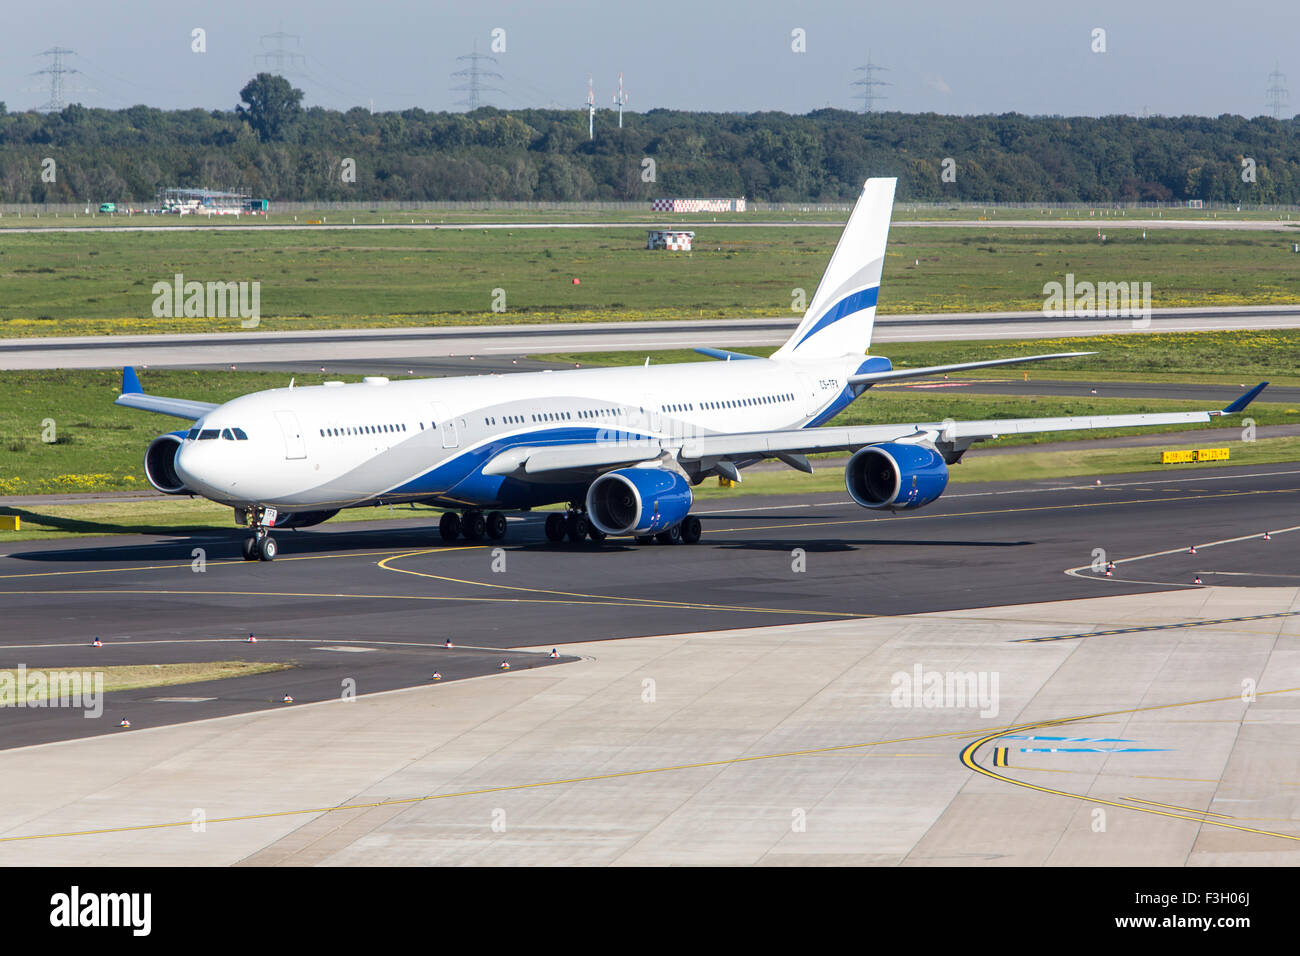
[694,348,762,361]
[848,352,1095,386]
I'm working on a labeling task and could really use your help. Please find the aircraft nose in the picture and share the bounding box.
[173,441,200,487]
[174,440,220,497]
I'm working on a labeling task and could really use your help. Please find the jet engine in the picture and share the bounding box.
[143,432,190,495]
[586,468,693,536]
[845,442,948,511]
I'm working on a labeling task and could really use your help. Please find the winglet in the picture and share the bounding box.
[122,366,142,395]
[1219,381,1268,415]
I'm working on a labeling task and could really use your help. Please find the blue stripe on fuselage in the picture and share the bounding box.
[804,356,891,427]
[384,425,656,508]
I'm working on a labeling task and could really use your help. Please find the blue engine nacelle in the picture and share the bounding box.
[585,467,693,536]
[845,442,949,511]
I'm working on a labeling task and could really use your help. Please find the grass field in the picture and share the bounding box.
[0,663,291,700]
[4,225,1300,337]
[3,436,1295,543]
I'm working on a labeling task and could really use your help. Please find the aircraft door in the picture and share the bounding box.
[274,410,307,459]
[431,402,458,448]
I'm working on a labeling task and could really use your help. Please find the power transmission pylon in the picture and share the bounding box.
[31,47,85,112]
[851,52,890,113]
[451,42,503,110]
[1266,63,1289,119]
[255,27,307,79]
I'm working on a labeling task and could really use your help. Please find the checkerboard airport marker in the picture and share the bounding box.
[500,661,510,670]
[282,694,293,703]
[1265,531,1272,540]
[431,672,441,680]
[91,637,102,647]
[1188,545,1197,554]
[444,639,453,648]
[247,633,257,643]
[549,648,559,658]
[1104,568,1112,576]
[118,719,130,729]
[1194,575,1203,584]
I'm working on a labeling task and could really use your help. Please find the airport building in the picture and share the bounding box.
[650,197,746,212]
[645,228,695,251]
[156,187,267,216]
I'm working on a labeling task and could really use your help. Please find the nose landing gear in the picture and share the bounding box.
[240,506,279,561]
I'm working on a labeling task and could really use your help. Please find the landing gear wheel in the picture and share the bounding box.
[544,513,567,543]
[241,536,258,561]
[439,511,461,542]
[257,536,278,561]
[587,524,607,542]
[680,514,702,544]
[462,511,487,541]
[566,513,589,543]
[655,525,683,545]
[486,511,507,540]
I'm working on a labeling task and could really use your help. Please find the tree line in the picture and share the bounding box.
[2,75,1298,204]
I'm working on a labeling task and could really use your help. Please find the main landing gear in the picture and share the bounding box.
[546,509,701,546]
[543,509,607,544]
[439,509,509,544]
[633,514,702,546]
[240,506,279,562]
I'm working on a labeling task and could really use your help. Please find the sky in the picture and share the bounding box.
[3,0,1296,118]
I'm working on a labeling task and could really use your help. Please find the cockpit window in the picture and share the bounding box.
[232,428,248,440]
[198,429,219,440]
[220,428,235,440]
[186,428,200,440]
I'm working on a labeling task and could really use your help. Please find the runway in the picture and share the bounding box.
[5,305,1300,370]
[2,464,1296,750]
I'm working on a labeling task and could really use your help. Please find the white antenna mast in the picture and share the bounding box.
[586,74,596,139]
[612,72,628,128]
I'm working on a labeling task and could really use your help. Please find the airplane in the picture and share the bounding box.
[115,177,1268,561]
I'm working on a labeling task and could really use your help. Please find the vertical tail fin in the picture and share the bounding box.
[771,177,897,361]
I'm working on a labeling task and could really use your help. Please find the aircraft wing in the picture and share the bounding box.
[503,383,1267,477]
[113,367,219,421]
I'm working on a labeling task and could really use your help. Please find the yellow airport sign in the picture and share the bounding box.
[0,516,19,531]
[1161,447,1230,464]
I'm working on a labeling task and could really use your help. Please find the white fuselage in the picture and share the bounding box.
[173,355,867,512]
